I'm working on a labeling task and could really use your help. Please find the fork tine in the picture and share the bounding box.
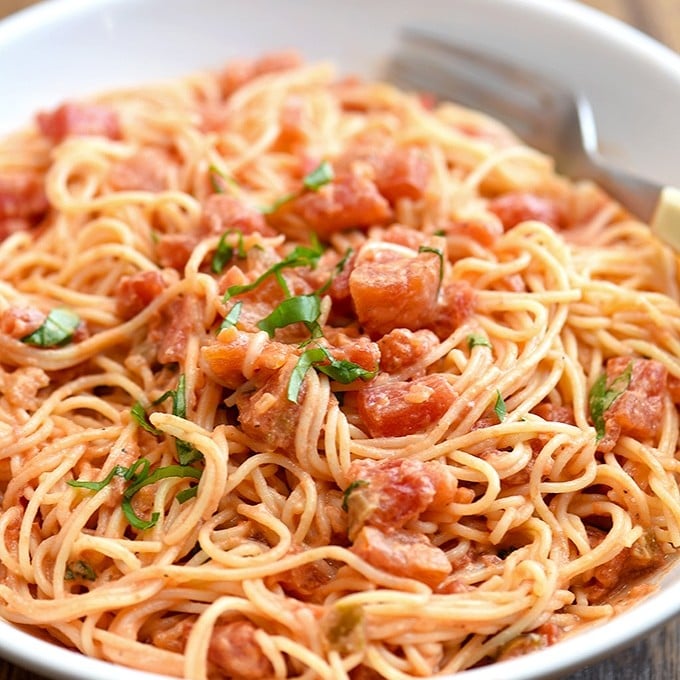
[399,26,564,104]
[386,49,560,154]
[385,27,569,156]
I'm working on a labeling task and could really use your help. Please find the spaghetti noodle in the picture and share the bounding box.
[1,52,680,678]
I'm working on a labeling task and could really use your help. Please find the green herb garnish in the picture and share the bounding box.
[131,375,202,465]
[257,293,323,339]
[212,230,246,274]
[418,245,444,294]
[494,390,507,422]
[69,458,202,530]
[224,236,323,301]
[341,480,369,512]
[65,560,96,581]
[288,347,377,403]
[303,160,334,191]
[261,161,334,214]
[21,308,80,347]
[218,301,243,333]
[589,361,634,441]
[467,333,492,350]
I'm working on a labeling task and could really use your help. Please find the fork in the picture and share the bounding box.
[386,26,679,240]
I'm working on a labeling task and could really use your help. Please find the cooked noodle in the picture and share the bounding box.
[1,52,679,679]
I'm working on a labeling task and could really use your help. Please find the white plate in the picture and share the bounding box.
[1,1,680,678]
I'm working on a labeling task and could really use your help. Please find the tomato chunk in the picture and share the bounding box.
[357,374,456,437]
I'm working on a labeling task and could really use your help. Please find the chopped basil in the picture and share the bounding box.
[65,560,96,581]
[212,230,245,274]
[260,192,297,215]
[418,245,444,294]
[316,247,353,295]
[288,346,377,403]
[494,390,507,422]
[176,485,199,503]
[261,161,334,214]
[303,160,334,191]
[589,361,633,441]
[467,333,492,350]
[257,294,323,339]
[341,480,369,512]
[224,236,323,300]
[21,308,80,347]
[208,165,238,194]
[218,301,243,333]
[68,465,128,491]
[132,376,203,465]
[69,458,202,530]
[131,401,162,435]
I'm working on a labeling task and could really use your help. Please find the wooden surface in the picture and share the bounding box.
[0,0,679,679]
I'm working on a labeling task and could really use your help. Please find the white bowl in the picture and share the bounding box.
[1,1,680,679]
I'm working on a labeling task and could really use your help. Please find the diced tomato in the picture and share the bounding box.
[114,270,166,320]
[0,172,48,220]
[351,525,452,587]
[378,328,439,374]
[357,374,456,438]
[532,402,575,425]
[36,102,121,143]
[236,356,303,450]
[201,329,294,390]
[431,280,477,339]
[200,194,276,238]
[218,51,302,98]
[598,357,667,453]
[148,296,198,364]
[349,249,440,338]
[0,306,45,339]
[109,148,173,192]
[336,145,431,204]
[208,621,274,679]
[345,458,456,537]
[289,172,391,237]
[155,233,198,271]
[488,191,562,231]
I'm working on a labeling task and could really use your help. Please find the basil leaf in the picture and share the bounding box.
[589,361,633,441]
[260,191,297,215]
[212,230,246,274]
[261,162,333,214]
[131,401,162,435]
[176,485,199,503]
[317,359,376,384]
[224,236,323,300]
[303,160,334,191]
[467,333,492,350]
[124,464,202,499]
[342,480,369,512]
[122,463,202,530]
[494,390,507,422]
[288,347,327,403]
[21,308,80,348]
[65,560,96,581]
[212,233,234,273]
[67,465,128,491]
[316,247,353,295]
[418,245,444,294]
[218,301,243,333]
[288,346,377,403]
[257,294,322,338]
[208,165,238,194]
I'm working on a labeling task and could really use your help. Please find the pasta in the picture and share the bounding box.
[1,51,680,679]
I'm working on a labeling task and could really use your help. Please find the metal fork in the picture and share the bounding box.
[386,26,666,224]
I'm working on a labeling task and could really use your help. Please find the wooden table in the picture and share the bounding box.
[0,0,679,679]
